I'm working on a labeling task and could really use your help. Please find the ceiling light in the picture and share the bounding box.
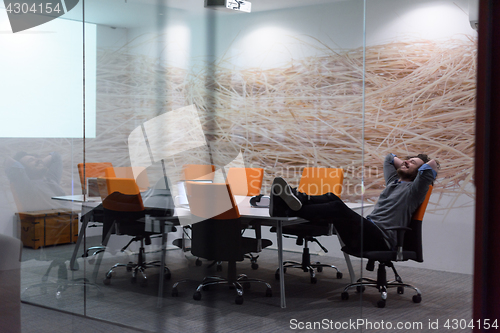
[204,0,252,13]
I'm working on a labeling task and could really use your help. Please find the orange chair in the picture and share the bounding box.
[298,167,344,197]
[104,166,150,192]
[171,182,272,304]
[226,167,264,196]
[182,164,215,181]
[274,167,344,283]
[99,177,174,287]
[340,185,433,308]
[173,164,216,258]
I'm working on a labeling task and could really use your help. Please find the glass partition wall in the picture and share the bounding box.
[81,1,367,330]
[0,1,88,314]
[1,0,476,331]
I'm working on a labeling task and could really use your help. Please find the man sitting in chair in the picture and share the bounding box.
[269,153,439,253]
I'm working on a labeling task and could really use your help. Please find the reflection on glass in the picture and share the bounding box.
[5,151,65,212]
[0,0,477,331]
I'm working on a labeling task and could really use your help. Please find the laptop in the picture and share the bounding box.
[86,178,102,200]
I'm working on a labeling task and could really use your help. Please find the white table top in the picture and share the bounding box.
[53,194,373,221]
[52,194,100,202]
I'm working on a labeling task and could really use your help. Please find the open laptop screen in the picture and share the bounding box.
[86,178,101,198]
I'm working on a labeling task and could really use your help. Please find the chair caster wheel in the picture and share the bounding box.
[235,295,243,305]
[172,288,179,297]
[193,291,202,301]
[341,292,349,300]
[164,272,171,280]
[310,277,317,284]
[265,288,272,297]
[377,299,386,308]
[356,285,365,293]
[336,272,343,279]
[251,263,259,270]
[412,294,422,303]
[103,278,111,285]
[316,265,323,273]
[397,286,404,294]
[195,259,202,266]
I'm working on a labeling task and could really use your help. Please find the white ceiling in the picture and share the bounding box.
[66,0,345,28]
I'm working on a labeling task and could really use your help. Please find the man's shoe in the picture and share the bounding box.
[270,177,302,213]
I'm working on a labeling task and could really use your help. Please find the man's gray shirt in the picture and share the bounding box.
[366,153,436,248]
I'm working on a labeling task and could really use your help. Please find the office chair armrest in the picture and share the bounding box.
[385,226,412,261]
[384,226,411,245]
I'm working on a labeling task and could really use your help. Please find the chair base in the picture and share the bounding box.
[102,241,171,287]
[172,273,272,305]
[244,253,261,270]
[103,260,171,287]
[197,253,263,271]
[275,247,343,283]
[83,245,106,264]
[340,262,422,308]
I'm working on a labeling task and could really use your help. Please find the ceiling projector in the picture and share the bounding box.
[204,0,252,13]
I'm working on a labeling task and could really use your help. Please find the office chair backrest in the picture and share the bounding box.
[185,182,240,220]
[412,185,433,222]
[226,167,264,196]
[298,167,344,197]
[405,185,433,262]
[77,162,113,193]
[97,177,144,212]
[188,182,244,262]
[105,166,150,191]
[182,164,215,181]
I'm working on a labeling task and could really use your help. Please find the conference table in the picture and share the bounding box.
[54,194,370,308]
[159,196,371,308]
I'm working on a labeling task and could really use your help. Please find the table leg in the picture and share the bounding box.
[70,213,90,271]
[157,219,166,308]
[277,219,286,308]
[336,232,356,283]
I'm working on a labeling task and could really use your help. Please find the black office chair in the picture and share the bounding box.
[172,182,272,304]
[99,177,174,287]
[340,185,433,308]
[272,222,343,283]
[272,167,344,283]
